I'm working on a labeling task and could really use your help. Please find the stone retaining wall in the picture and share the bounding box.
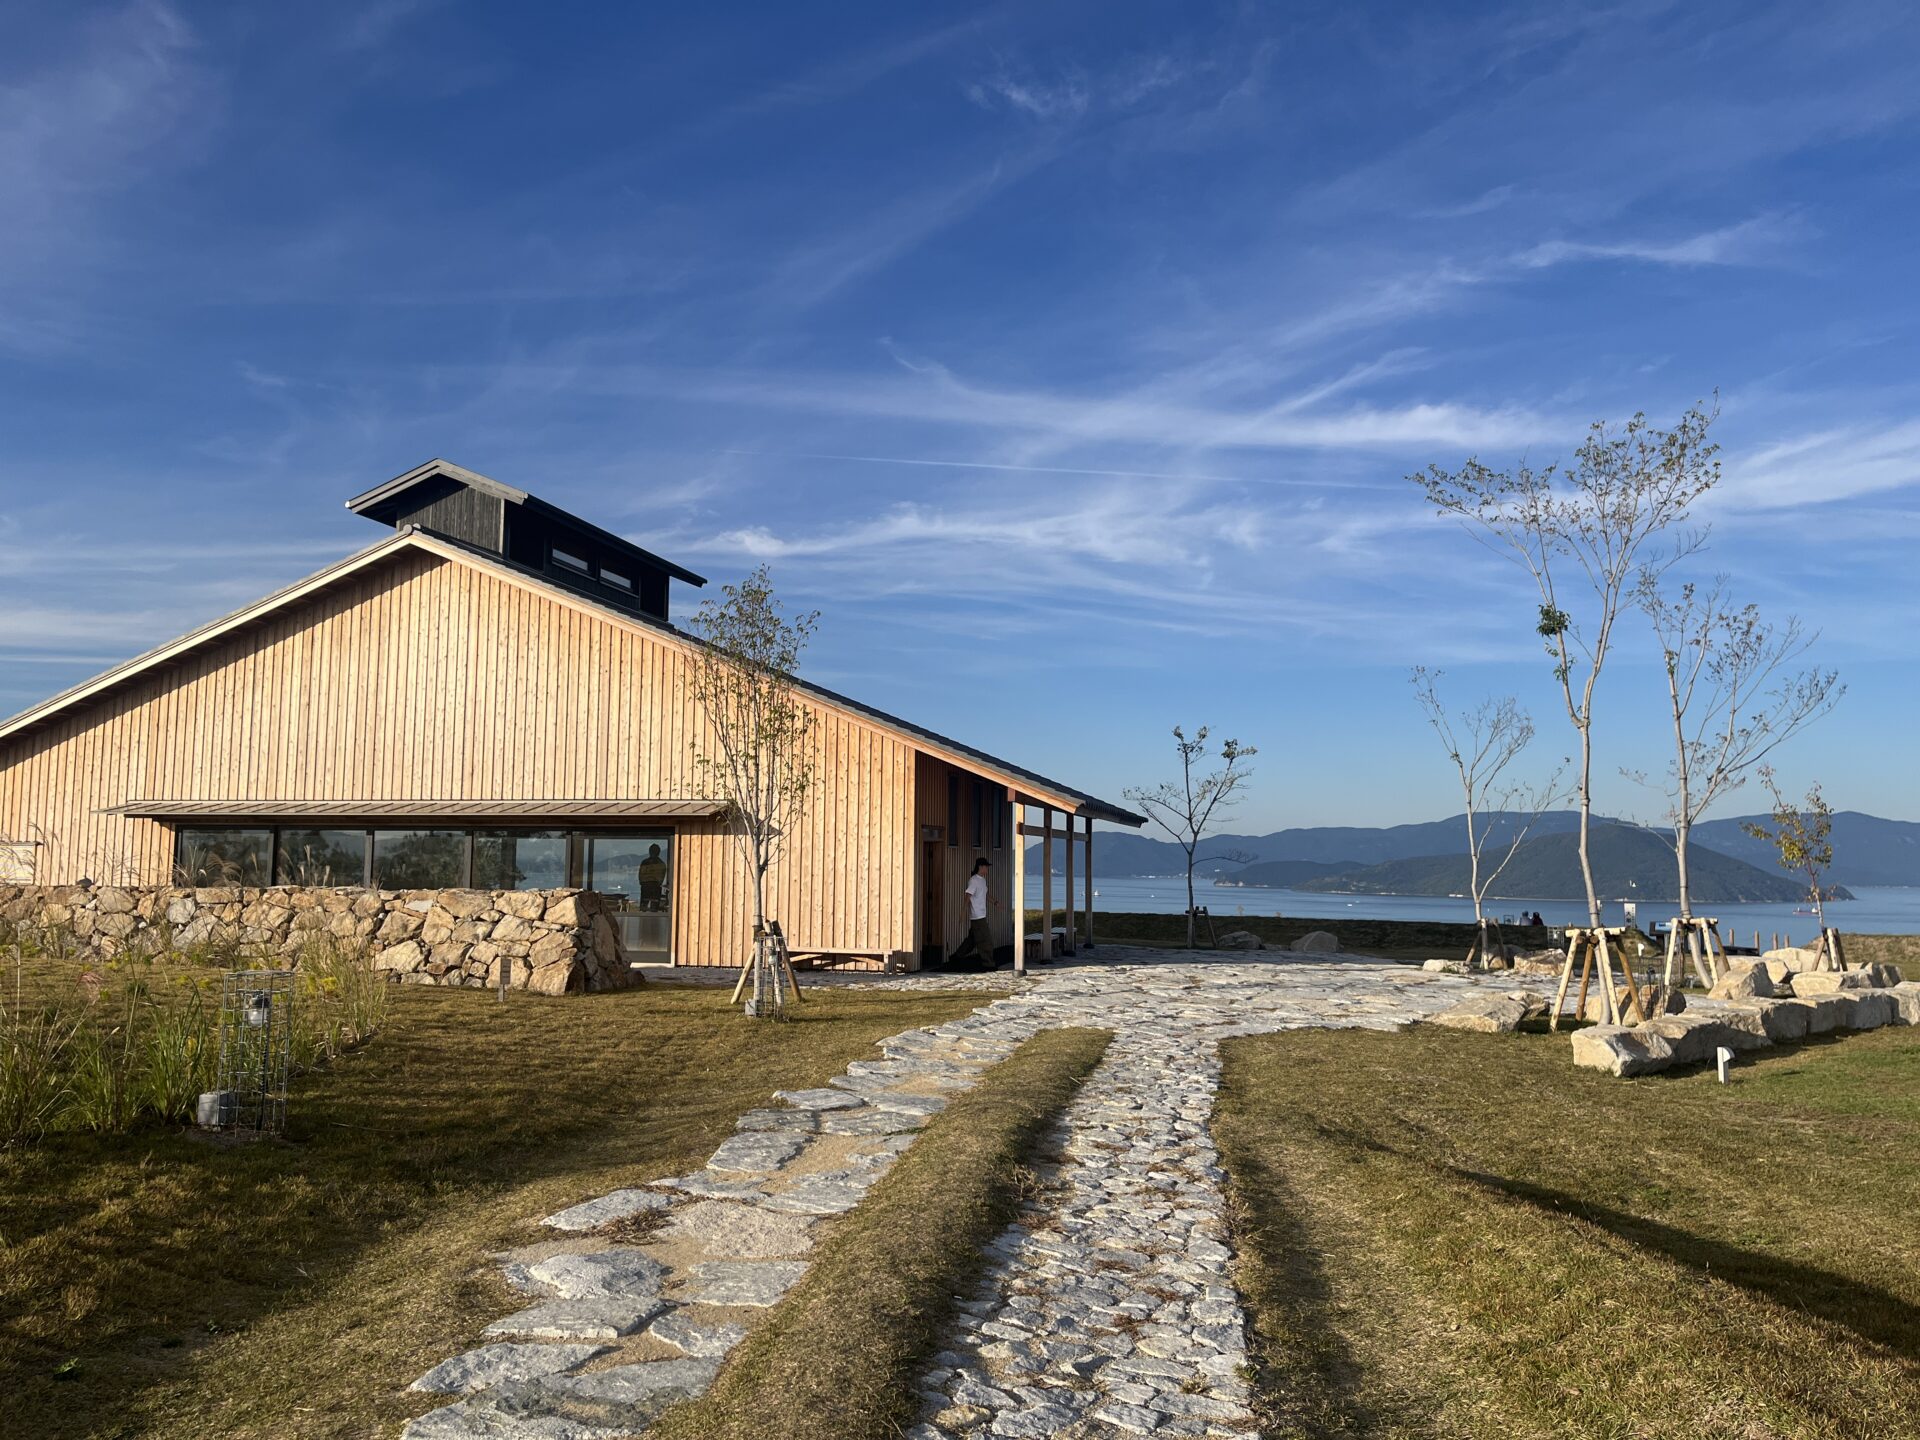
[0,883,636,995]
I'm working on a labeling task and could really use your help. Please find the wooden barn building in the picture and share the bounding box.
[0,461,1141,971]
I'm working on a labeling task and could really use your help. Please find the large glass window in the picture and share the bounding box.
[472,831,570,890]
[175,828,273,886]
[371,830,468,889]
[584,833,672,908]
[276,829,368,886]
[585,832,672,963]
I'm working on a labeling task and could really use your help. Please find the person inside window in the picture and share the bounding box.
[637,843,668,911]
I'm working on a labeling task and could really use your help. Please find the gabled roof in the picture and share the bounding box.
[345,458,531,513]
[347,458,710,589]
[0,528,1145,827]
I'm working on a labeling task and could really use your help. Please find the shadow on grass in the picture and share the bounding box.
[1219,1124,1417,1437]
[1446,1166,1920,1362]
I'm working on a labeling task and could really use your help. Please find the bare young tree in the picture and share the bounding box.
[1411,667,1566,963]
[688,565,820,1017]
[1633,575,1841,952]
[1743,766,1841,965]
[1414,403,1719,928]
[1124,726,1256,949]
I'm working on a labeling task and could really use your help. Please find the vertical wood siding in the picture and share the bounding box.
[0,550,924,967]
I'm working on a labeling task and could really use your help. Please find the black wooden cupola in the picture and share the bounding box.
[346,459,706,622]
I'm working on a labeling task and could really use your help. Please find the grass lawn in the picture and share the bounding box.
[0,976,989,1440]
[651,1026,1112,1440]
[1214,1022,1920,1439]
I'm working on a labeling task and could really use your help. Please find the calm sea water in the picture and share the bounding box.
[1071,875,1920,944]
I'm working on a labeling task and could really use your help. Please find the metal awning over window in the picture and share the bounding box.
[100,798,725,822]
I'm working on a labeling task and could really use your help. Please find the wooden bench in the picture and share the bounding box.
[786,947,912,974]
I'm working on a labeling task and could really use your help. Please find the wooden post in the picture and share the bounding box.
[1550,928,1583,1031]
[1012,797,1026,978]
[1063,806,1076,956]
[1041,804,1054,961]
[1083,816,1094,950]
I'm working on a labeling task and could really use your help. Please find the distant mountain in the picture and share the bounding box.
[1291,824,1847,904]
[1033,812,1588,877]
[1034,808,1919,891]
[1693,811,1920,889]
[1217,858,1365,888]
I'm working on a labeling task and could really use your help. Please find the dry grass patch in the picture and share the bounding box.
[647,1026,1112,1440]
[1214,1023,1920,1439]
[0,975,986,1439]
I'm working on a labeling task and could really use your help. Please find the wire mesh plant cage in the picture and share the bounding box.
[214,969,294,1136]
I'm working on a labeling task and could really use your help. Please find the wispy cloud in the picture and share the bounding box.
[967,69,1089,120]
[0,2,210,349]
[1514,213,1807,270]
[763,147,1056,309]
[965,52,1190,121]
[1719,418,1920,509]
[610,355,1562,455]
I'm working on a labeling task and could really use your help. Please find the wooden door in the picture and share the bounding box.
[920,838,945,964]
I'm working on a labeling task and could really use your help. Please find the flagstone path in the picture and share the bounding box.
[399,949,1498,1439]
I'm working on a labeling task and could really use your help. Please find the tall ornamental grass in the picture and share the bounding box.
[0,935,388,1145]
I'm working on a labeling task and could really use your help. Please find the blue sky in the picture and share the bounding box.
[2,1,1917,831]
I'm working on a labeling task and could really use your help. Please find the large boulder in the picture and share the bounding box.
[1890,982,1920,1026]
[1571,1025,1676,1077]
[1641,1013,1771,1064]
[1783,995,1850,1034]
[1789,969,1880,995]
[1844,992,1896,1030]
[1763,944,1821,971]
[1216,930,1264,950]
[1291,930,1339,954]
[1717,999,1811,1043]
[1428,990,1547,1034]
[1708,963,1776,1001]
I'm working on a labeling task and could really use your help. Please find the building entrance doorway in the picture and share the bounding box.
[920,837,945,966]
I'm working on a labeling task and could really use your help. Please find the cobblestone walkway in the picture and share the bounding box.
[400,950,1491,1439]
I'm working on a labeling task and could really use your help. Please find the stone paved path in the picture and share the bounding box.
[400,950,1495,1439]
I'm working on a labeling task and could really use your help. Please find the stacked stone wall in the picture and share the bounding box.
[0,884,635,994]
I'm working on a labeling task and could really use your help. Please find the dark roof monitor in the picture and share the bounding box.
[346,459,706,622]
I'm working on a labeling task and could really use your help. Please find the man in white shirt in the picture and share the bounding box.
[948,857,997,970]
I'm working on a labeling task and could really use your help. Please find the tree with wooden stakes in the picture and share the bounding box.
[1413,402,1720,1028]
[1124,726,1255,950]
[1743,768,1847,970]
[1631,576,1842,991]
[687,565,820,1018]
[1410,668,1567,969]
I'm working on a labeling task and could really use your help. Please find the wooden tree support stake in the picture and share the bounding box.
[1660,916,1730,991]
[1817,926,1848,972]
[1549,926,1649,1031]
